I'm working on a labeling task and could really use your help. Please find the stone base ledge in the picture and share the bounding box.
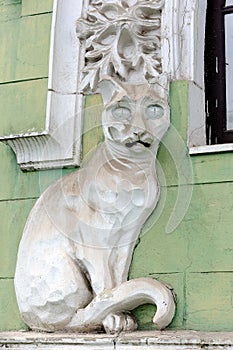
[1,330,233,349]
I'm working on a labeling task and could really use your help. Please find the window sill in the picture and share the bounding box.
[189,143,233,155]
[1,330,233,349]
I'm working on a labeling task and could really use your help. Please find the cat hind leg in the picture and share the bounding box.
[16,253,93,332]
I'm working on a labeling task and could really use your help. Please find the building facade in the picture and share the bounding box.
[1,0,233,332]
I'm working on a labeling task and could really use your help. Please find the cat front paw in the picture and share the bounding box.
[103,312,137,334]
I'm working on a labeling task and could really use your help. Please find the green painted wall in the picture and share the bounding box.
[1,1,233,333]
[0,0,61,331]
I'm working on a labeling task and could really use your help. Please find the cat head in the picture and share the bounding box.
[99,76,170,156]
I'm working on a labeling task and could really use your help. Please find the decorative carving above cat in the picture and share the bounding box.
[77,0,164,91]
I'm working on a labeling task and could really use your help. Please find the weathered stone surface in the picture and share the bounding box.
[1,331,233,349]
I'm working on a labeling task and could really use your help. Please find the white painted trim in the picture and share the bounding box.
[162,0,213,151]
[165,0,233,154]
[189,143,233,155]
[187,81,206,148]
[0,0,84,171]
[162,0,207,84]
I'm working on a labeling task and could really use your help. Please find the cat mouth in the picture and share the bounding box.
[125,140,152,148]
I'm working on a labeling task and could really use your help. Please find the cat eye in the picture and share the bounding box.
[145,104,164,119]
[112,106,131,120]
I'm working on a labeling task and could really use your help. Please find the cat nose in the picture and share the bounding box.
[132,128,140,136]
[133,112,146,132]
[132,129,146,138]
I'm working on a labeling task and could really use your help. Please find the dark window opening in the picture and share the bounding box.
[205,0,233,144]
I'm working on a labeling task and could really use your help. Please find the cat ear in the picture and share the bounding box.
[98,76,127,106]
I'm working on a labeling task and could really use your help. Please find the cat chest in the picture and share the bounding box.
[62,178,158,247]
[87,180,158,221]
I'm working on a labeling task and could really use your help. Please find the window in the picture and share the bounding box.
[205,0,233,144]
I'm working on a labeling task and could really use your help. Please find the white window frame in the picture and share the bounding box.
[162,0,207,152]
[162,0,233,155]
[0,0,85,170]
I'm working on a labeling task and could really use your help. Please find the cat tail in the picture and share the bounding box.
[66,277,176,332]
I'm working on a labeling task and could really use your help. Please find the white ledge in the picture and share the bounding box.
[189,143,233,155]
[1,331,233,349]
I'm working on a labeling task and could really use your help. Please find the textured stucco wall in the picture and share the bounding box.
[1,1,233,332]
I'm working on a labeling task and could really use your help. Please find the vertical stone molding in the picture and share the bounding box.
[161,0,207,148]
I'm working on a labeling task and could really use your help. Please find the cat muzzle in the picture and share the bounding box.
[125,139,151,148]
[125,132,154,149]
[107,125,154,149]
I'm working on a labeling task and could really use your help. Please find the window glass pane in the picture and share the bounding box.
[225,0,233,7]
[225,13,233,130]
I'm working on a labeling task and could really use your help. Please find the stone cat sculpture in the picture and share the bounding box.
[14,78,175,334]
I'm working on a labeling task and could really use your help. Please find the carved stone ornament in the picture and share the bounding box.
[77,0,164,91]
[14,0,176,334]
